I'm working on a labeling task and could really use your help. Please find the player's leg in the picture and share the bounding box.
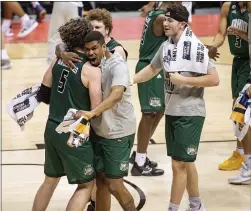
[1,31,12,69]
[31,2,47,22]
[228,59,251,184]
[228,128,251,185]
[130,61,164,176]
[32,121,65,211]
[2,2,38,38]
[102,134,137,211]
[218,57,245,171]
[167,116,205,211]
[60,135,95,210]
[91,132,111,211]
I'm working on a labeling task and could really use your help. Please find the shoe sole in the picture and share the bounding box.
[228,180,251,185]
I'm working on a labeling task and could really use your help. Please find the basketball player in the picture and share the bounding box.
[130,1,182,177]
[76,31,137,211]
[32,18,103,211]
[132,4,219,211]
[139,1,193,24]
[207,2,251,176]
[55,8,128,69]
[47,2,84,64]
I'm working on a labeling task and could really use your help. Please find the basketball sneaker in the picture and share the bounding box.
[1,59,12,69]
[129,150,158,168]
[218,150,245,170]
[131,161,164,176]
[17,19,38,38]
[228,162,251,185]
[185,203,206,211]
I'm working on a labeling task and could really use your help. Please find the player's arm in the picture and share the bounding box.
[133,43,163,84]
[82,63,102,110]
[211,2,230,48]
[78,63,128,119]
[36,59,57,104]
[152,14,166,36]
[133,64,161,84]
[55,43,82,69]
[139,1,155,17]
[114,46,126,60]
[169,62,220,87]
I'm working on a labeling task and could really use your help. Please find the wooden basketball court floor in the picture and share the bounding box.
[1,14,250,211]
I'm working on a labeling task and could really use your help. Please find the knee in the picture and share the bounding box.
[142,112,157,121]
[172,160,186,174]
[106,178,123,195]
[44,176,60,186]
[96,173,107,188]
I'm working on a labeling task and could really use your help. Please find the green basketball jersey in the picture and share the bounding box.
[139,9,167,63]
[49,51,90,123]
[107,37,128,59]
[227,2,249,58]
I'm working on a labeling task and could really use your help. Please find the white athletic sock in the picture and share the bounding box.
[2,49,9,60]
[244,154,251,169]
[2,19,12,31]
[21,14,30,25]
[189,197,201,210]
[168,203,179,211]
[237,147,244,155]
[31,2,40,8]
[135,152,146,167]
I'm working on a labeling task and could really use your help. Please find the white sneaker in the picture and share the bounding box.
[3,27,14,37]
[185,203,206,211]
[17,19,38,38]
[228,162,251,185]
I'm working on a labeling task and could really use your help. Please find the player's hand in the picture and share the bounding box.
[227,26,240,36]
[246,86,251,98]
[61,52,82,69]
[205,45,220,61]
[75,110,94,120]
[169,72,186,85]
[139,3,153,17]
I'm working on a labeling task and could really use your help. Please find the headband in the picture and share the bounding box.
[165,9,188,23]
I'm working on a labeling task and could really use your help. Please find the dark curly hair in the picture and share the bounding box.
[58,18,90,51]
[86,8,113,35]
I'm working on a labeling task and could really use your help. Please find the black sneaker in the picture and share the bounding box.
[87,203,95,211]
[131,162,164,176]
[129,151,158,168]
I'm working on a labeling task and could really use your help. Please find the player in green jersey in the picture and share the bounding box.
[55,8,128,69]
[129,1,182,177]
[208,2,251,183]
[31,18,102,211]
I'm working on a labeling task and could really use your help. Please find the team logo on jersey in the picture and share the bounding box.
[150,97,161,107]
[186,145,198,155]
[120,161,129,172]
[232,5,236,10]
[83,165,94,176]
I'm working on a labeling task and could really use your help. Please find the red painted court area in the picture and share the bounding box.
[5,14,220,44]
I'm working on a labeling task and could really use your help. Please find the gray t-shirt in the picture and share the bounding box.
[91,52,136,139]
[151,42,216,117]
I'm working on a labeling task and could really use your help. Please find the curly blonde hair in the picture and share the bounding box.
[86,8,113,35]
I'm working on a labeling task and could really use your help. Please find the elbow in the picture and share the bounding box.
[211,76,220,87]
[113,94,123,103]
